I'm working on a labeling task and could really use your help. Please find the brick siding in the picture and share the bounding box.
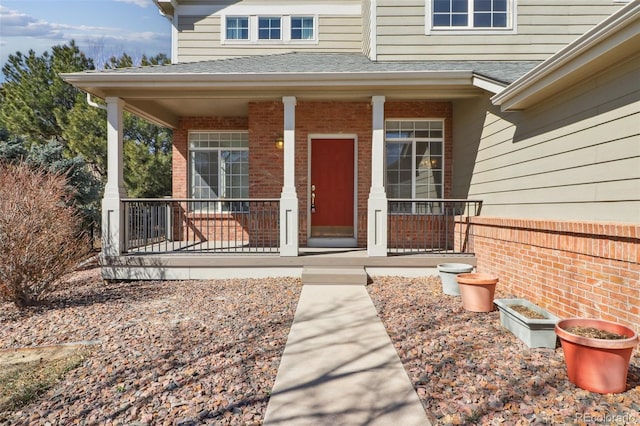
[173,100,453,247]
[460,217,640,330]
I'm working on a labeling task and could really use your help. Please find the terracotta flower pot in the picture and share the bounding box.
[555,318,639,394]
[455,273,499,312]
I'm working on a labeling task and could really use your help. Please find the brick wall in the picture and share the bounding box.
[173,101,453,248]
[463,217,640,330]
[388,215,456,250]
[247,102,284,199]
[167,201,279,248]
[248,100,375,245]
[180,213,250,243]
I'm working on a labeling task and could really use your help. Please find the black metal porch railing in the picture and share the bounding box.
[122,198,481,255]
[123,198,280,254]
[387,198,483,254]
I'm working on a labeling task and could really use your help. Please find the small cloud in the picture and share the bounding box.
[114,0,152,8]
[0,4,169,71]
[0,6,64,39]
[0,6,152,42]
[122,31,162,42]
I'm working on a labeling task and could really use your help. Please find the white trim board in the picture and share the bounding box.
[176,4,361,17]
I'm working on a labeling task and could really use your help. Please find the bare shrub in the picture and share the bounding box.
[0,163,89,307]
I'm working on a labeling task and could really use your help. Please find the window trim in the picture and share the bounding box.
[425,0,518,35]
[384,119,445,215]
[221,14,318,44]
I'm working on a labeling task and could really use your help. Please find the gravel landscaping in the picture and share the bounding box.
[1,269,639,425]
[0,268,302,425]
[368,276,640,425]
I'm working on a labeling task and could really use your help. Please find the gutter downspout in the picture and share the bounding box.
[87,93,107,110]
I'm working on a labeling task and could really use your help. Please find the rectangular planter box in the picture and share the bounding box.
[494,298,560,349]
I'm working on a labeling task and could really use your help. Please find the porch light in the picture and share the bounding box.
[275,135,284,150]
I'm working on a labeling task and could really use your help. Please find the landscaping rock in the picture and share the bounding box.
[368,276,640,425]
[0,268,301,425]
[1,270,638,425]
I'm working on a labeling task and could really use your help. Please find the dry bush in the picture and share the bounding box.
[0,163,89,307]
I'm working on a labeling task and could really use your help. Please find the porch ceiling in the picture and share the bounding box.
[121,85,481,128]
[62,53,541,128]
[77,79,483,129]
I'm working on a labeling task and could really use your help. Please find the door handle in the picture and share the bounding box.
[311,184,316,213]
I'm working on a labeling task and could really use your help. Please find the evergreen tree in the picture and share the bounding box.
[0,42,172,200]
[0,41,94,144]
[62,95,108,177]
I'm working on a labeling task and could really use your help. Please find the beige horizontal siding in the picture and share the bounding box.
[375,0,626,61]
[176,15,362,62]
[452,55,640,223]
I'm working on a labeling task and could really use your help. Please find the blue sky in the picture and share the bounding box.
[0,0,171,76]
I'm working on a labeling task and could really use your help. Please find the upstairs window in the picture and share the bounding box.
[291,16,314,40]
[433,0,469,27]
[473,0,508,27]
[226,17,249,40]
[222,15,317,43]
[429,0,513,32]
[258,17,281,40]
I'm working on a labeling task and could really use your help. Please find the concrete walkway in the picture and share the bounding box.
[263,284,431,425]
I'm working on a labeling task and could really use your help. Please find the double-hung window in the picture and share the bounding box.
[385,120,444,214]
[226,17,249,40]
[258,17,281,40]
[291,16,314,40]
[429,0,512,31]
[189,132,249,212]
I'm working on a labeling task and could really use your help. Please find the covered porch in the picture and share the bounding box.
[60,53,530,279]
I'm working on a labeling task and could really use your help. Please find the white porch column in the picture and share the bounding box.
[368,95,388,256]
[280,96,299,256]
[102,97,127,257]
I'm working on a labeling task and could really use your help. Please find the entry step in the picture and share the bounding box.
[301,266,368,286]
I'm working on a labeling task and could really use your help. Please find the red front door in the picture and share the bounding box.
[310,139,355,238]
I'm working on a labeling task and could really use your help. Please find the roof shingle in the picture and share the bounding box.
[84,52,541,85]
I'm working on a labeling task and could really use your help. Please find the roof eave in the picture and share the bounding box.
[61,70,476,97]
[61,70,474,84]
[492,1,640,111]
[472,74,508,94]
[153,0,175,19]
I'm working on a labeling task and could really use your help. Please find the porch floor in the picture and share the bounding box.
[103,248,476,280]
